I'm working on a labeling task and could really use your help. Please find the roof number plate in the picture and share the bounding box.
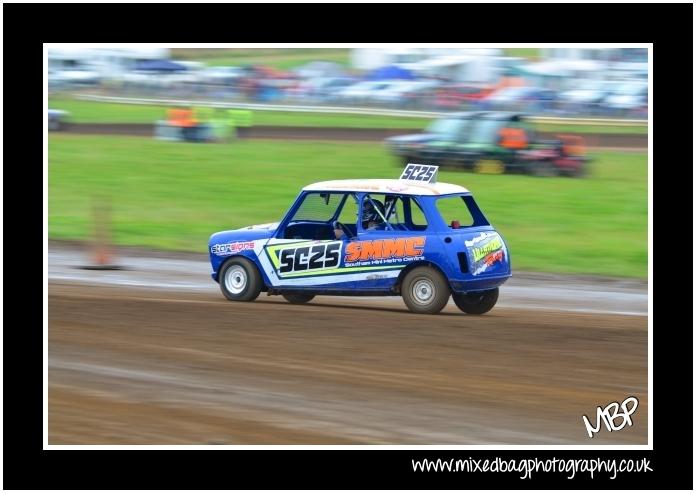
[399,164,438,184]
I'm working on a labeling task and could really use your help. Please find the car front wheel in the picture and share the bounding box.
[219,257,263,302]
[401,266,451,314]
[452,288,499,315]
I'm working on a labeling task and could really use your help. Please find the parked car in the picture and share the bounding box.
[370,80,441,107]
[208,165,511,315]
[558,79,628,115]
[602,81,648,115]
[53,67,101,87]
[48,109,69,131]
[432,84,494,110]
[481,86,557,113]
[336,80,394,104]
[198,66,245,85]
[299,77,356,102]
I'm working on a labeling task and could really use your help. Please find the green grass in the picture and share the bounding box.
[48,135,648,278]
[49,97,648,135]
[170,48,350,69]
[502,48,541,60]
[48,97,429,128]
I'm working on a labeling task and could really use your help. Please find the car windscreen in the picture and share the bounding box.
[426,118,467,138]
[289,192,345,222]
[468,119,503,144]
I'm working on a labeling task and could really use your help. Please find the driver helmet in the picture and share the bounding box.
[361,197,384,228]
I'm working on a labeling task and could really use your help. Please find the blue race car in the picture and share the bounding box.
[208,164,511,315]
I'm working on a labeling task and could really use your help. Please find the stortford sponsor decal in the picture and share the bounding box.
[211,241,255,256]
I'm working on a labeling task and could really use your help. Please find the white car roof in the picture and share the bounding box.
[303,179,470,196]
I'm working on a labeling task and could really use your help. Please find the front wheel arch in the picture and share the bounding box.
[218,256,265,301]
[214,253,260,282]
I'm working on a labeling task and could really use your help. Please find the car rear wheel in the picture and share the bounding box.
[282,293,315,304]
[452,288,499,315]
[219,257,263,302]
[474,159,505,174]
[568,161,587,178]
[401,266,451,314]
[529,160,559,177]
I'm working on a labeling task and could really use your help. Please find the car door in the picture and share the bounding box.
[261,192,348,289]
[343,194,429,291]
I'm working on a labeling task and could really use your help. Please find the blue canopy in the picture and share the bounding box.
[365,65,415,81]
[135,59,188,72]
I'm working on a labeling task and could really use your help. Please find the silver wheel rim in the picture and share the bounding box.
[412,277,435,305]
[224,265,247,295]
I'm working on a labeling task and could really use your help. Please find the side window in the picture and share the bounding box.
[456,120,472,143]
[359,193,389,232]
[356,195,430,231]
[408,198,429,230]
[435,196,479,228]
[384,196,405,227]
[337,193,359,225]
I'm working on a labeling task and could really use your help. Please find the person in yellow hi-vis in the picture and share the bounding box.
[194,106,214,142]
[227,109,253,139]
[212,107,231,141]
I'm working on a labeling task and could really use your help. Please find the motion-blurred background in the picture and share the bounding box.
[49,47,647,117]
[49,46,647,278]
[48,47,648,445]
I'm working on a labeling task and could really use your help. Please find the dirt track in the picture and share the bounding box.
[58,123,648,149]
[49,282,648,445]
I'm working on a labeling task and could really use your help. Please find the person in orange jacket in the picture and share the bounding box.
[498,126,528,150]
[167,106,197,140]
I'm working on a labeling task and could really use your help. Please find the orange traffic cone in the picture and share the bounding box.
[81,196,123,270]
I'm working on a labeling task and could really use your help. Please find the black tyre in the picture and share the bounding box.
[219,257,263,302]
[529,160,559,177]
[282,293,315,304]
[474,158,506,174]
[452,288,499,315]
[401,266,451,314]
[569,161,588,178]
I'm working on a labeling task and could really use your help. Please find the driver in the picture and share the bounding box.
[334,196,385,239]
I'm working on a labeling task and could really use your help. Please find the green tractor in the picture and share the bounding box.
[386,111,588,177]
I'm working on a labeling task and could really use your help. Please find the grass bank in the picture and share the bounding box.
[48,135,647,278]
